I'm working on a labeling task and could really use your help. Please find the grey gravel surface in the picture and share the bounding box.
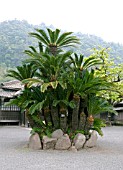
[0,126,123,170]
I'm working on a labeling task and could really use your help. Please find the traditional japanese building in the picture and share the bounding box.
[100,101,123,125]
[113,101,123,124]
[0,80,24,125]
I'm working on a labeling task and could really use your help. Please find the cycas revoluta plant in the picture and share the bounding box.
[7,63,36,81]
[29,28,80,55]
[7,27,118,138]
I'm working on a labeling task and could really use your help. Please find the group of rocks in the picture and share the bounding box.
[29,129,98,151]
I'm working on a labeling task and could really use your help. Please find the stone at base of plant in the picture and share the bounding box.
[28,129,98,151]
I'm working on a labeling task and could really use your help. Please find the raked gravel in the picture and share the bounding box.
[0,126,123,170]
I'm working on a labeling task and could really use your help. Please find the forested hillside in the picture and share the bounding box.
[0,19,123,82]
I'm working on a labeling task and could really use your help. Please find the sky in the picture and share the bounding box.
[0,0,123,44]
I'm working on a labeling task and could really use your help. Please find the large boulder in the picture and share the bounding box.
[42,136,57,150]
[51,129,64,139]
[84,130,98,148]
[73,133,86,150]
[55,134,71,150]
[29,133,42,150]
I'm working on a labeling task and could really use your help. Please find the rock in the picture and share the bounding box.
[55,134,71,150]
[42,136,57,150]
[73,133,86,150]
[68,145,78,152]
[51,129,64,139]
[84,130,98,148]
[29,133,42,150]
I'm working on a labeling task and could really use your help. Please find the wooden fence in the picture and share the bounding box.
[0,105,21,123]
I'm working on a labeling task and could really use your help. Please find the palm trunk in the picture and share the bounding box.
[79,112,86,130]
[59,107,68,132]
[25,109,35,128]
[67,91,74,128]
[84,115,94,136]
[78,98,87,130]
[43,106,52,126]
[72,94,80,131]
[51,105,59,129]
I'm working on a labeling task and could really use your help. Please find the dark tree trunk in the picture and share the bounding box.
[72,94,80,131]
[43,106,52,126]
[25,109,35,128]
[51,106,59,129]
[59,107,68,132]
[79,112,86,130]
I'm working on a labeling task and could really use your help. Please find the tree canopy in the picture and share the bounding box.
[1,20,123,82]
[7,27,121,139]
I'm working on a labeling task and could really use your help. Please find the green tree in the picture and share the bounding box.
[93,48,123,104]
[7,28,119,139]
[7,63,36,81]
[29,28,80,55]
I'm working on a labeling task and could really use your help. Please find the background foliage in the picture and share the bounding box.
[0,19,123,82]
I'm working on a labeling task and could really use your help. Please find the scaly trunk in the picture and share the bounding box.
[51,105,59,129]
[72,94,80,131]
[79,112,86,130]
[49,45,57,56]
[67,91,74,128]
[84,115,94,136]
[59,107,68,133]
[43,106,52,126]
[25,109,35,128]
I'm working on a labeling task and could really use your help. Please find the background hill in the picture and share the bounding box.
[0,19,123,82]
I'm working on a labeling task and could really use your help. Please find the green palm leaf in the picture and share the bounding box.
[58,37,80,47]
[47,28,55,44]
[56,32,73,44]
[29,100,46,115]
[35,28,50,44]
[41,82,50,92]
[29,32,49,45]
[7,70,23,81]
[87,95,118,116]
[54,29,60,42]
[50,81,58,89]
[22,78,43,88]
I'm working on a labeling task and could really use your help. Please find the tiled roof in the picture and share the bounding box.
[1,80,23,90]
[0,80,23,98]
[0,89,18,98]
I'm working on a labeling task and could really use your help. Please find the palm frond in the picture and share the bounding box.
[54,29,60,42]
[29,32,49,45]
[35,28,50,44]
[56,32,73,44]
[38,42,44,53]
[7,69,23,81]
[47,28,55,44]
[58,36,80,47]
[87,95,118,116]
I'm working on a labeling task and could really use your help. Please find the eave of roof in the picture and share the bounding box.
[0,80,23,98]
[0,89,18,98]
[1,80,23,90]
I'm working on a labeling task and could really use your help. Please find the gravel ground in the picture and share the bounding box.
[0,126,123,170]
